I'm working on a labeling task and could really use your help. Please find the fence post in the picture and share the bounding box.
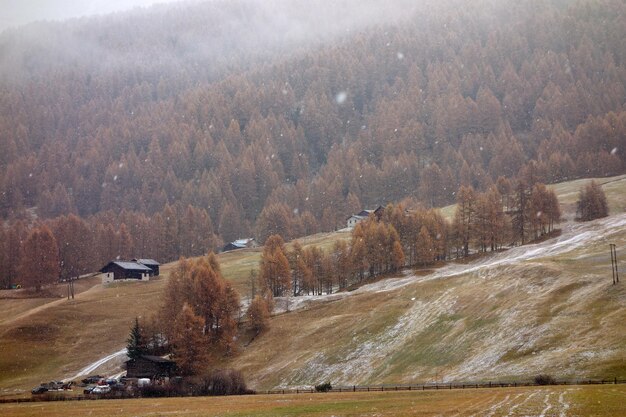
[353,385,356,392]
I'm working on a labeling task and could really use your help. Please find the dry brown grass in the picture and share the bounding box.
[0,385,624,417]
[0,276,169,392]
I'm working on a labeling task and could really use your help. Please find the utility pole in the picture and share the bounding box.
[610,244,619,285]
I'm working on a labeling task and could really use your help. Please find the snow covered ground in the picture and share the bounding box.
[64,348,128,382]
[265,213,625,387]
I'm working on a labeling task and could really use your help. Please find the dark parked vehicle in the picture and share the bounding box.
[81,375,104,385]
[31,386,48,394]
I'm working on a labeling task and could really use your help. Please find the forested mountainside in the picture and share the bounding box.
[1,0,625,286]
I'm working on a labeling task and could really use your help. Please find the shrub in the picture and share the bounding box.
[576,181,609,221]
[534,374,557,385]
[315,382,332,392]
[138,383,181,397]
[194,369,251,396]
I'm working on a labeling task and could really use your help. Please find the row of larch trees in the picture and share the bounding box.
[256,179,561,298]
[0,204,221,289]
[2,0,626,279]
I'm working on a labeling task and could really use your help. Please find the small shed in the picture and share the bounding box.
[222,238,257,252]
[100,261,152,281]
[347,214,368,228]
[133,259,160,276]
[125,355,176,379]
[347,206,385,228]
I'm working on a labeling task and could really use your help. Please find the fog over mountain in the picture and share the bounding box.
[0,0,186,32]
[0,0,429,83]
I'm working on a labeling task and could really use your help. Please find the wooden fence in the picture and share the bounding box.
[262,378,626,395]
[2,378,625,404]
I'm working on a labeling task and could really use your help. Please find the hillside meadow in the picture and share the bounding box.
[0,175,624,394]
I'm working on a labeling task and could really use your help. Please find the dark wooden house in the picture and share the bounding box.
[100,261,152,281]
[125,355,176,379]
[222,238,257,252]
[356,206,384,220]
[133,259,160,276]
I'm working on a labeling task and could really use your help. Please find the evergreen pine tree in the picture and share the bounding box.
[126,317,144,360]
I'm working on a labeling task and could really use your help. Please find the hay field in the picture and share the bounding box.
[1,385,624,417]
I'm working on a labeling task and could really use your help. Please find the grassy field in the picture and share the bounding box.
[1,385,624,416]
[219,230,351,295]
[0,175,625,395]
[0,276,170,391]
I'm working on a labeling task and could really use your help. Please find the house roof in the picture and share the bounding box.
[126,355,175,364]
[106,261,152,272]
[141,355,175,364]
[136,259,160,266]
[347,214,368,221]
[228,238,255,248]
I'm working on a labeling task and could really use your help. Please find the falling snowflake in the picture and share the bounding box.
[336,91,347,104]
[397,52,404,60]
[611,147,618,155]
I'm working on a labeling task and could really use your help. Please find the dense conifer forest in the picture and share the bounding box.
[1,0,625,288]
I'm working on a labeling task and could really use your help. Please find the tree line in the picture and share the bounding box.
[256,178,561,298]
[0,204,219,289]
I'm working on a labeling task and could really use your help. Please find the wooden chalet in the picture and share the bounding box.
[125,355,176,379]
[100,261,152,281]
[347,206,385,228]
[132,259,160,276]
[222,238,257,252]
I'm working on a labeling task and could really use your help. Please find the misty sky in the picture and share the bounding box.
[0,0,186,32]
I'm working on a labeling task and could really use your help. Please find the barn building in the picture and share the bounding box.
[222,238,257,252]
[100,261,152,282]
[346,206,385,228]
[125,355,176,379]
[132,259,160,276]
